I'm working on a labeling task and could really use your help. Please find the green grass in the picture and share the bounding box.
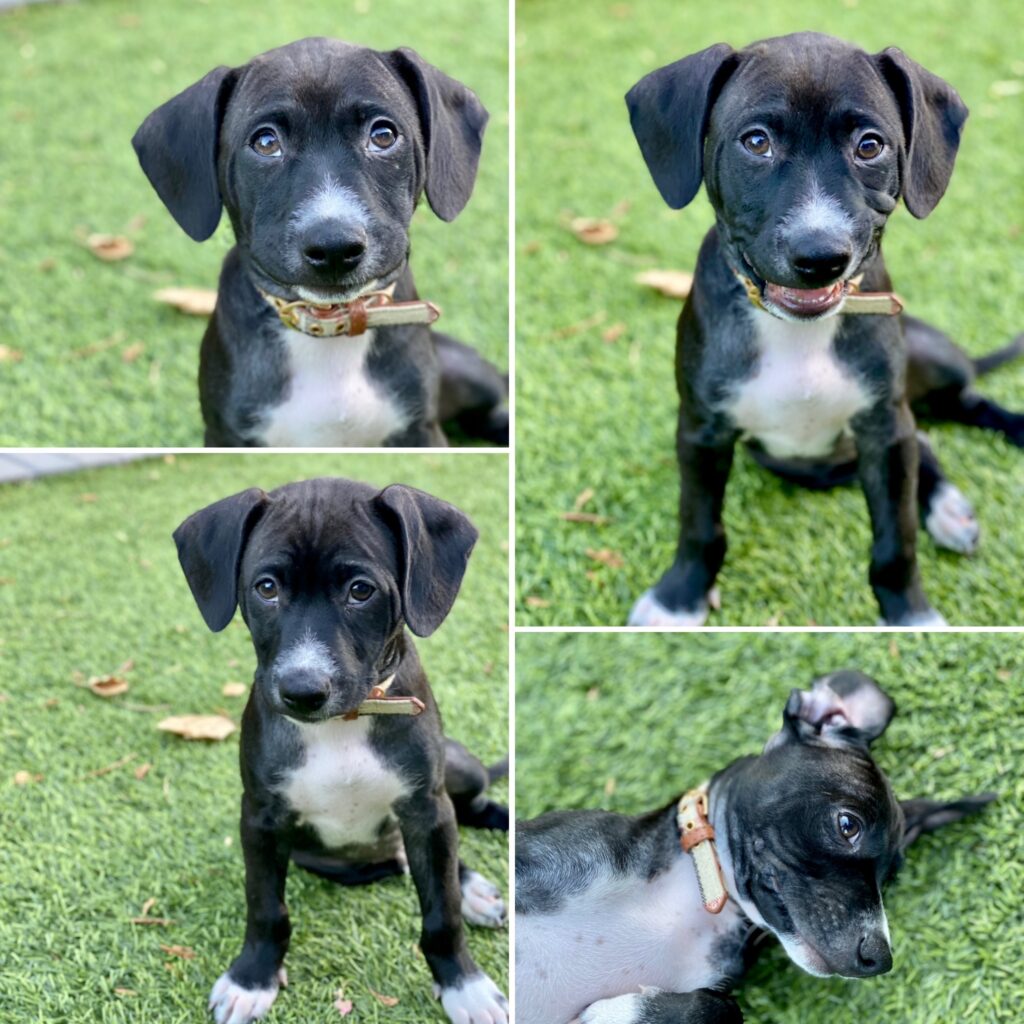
[515,0,1024,625]
[0,453,508,1023]
[515,631,1024,1023]
[0,0,507,446]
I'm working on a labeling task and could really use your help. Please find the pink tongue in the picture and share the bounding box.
[765,282,843,313]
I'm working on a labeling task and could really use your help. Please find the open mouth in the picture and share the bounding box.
[740,253,848,320]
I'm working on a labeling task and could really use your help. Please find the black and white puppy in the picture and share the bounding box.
[134,38,508,447]
[625,33,1024,627]
[174,477,508,1024]
[515,671,993,1024]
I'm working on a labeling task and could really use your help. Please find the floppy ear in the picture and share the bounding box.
[899,792,995,852]
[132,65,237,241]
[383,47,489,222]
[874,47,968,219]
[173,487,268,632]
[766,670,896,751]
[375,484,478,637]
[625,44,738,210]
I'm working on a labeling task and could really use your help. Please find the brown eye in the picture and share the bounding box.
[838,812,862,842]
[855,134,883,161]
[368,121,398,151]
[348,580,375,603]
[741,130,772,157]
[255,578,279,601]
[251,129,282,158]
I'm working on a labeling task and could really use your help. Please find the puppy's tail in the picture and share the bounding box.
[899,792,996,851]
[973,333,1024,376]
[486,756,509,784]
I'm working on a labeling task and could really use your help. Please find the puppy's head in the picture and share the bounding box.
[133,38,487,305]
[627,32,968,321]
[173,478,477,722]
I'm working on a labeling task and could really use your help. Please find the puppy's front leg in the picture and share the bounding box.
[575,987,742,1024]
[397,788,508,1024]
[629,426,736,627]
[855,403,945,626]
[209,794,291,1024]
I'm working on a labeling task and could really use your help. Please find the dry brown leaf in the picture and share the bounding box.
[114,988,138,997]
[87,234,134,262]
[121,342,145,364]
[996,668,1012,682]
[86,753,137,777]
[134,762,152,780]
[157,714,235,741]
[13,770,43,785]
[87,675,129,698]
[140,898,157,916]
[131,916,174,926]
[635,269,694,299]
[559,511,611,525]
[525,596,550,609]
[370,988,400,1007]
[222,682,247,698]
[586,548,625,570]
[154,287,218,317]
[553,310,606,339]
[602,323,627,343]
[160,945,196,960]
[604,777,616,796]
[572,487,595,512]
[334,991,355,1017]
[0,345,24,363]
[570,217,619,245]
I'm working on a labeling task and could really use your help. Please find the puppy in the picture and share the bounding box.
[515,671,993,1023]
[174,477,508,1023]
[134,38,508,447]
[625,33,1024,627]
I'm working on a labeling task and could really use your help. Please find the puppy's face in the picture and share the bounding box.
[718,672,901,979]
[173,478,479,722]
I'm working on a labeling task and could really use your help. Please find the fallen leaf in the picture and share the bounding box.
[140,898,157,916]
[602,323,627,343]
[86,753,137,777]
[334,991,354,1017]
[525,596,550,609]
[635,268,694,299]
[125,213,147,233]
[370,988,399,1007]
[996,668,1012,682]
[553,310,606,339]
[121,342,145,363]
[157,714,235,741]
[586,548,625,570]
[888,638,900,660]
[931,746,954,760]
[44,697,60,708]
[221,682,247,698]
[134,762,152,780]
[154,286,218,316]
[131,917,174,926]
[586,687,600,701]
[572,487,595,512]
[604,777,616,796]
[160,945,195,960]
[114,988,138,997]
[570,217,618,245]
[87,675,129,698]
[79,493,98,503]
[0,345,24,363]
[990,79,1024,98]
[13,770,43,785]
[559,511,611,525]
[86,234,134,262]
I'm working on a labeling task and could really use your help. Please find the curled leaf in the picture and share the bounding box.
[570,217,618,245]
[87,234,134,262]
[157,714,235,741]
[635,269,694,299]
[221,682,247,698]
[154,286,218,317]
[87,675,130,698]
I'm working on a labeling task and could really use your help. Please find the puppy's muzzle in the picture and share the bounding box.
[276,667,331,716]
[298,220,368,277]
[851,929,892,977]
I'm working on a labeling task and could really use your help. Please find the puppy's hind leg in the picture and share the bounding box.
[435,331,510,445]
[916,434,980,555]
[574,988,742,1024]
[445,738,509,830]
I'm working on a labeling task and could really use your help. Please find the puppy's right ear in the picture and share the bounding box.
[173,488,268,632]
[765,670,896,752]
[132,66,237,242]
[625,44,738,209]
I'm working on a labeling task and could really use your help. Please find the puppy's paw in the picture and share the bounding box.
[627,589,714,627]
[435,972,508,1024]
[460,869,507,928]
[574,989,659,1024]
[925,482,980,555]
[209,967,286,1024]
[882,609,949,628]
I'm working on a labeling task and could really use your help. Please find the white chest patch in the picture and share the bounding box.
[279,717,408,850]
[259,325,411,447]
[515,858,744,1024]
[726,309,872,459]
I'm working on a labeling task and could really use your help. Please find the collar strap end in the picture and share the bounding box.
[342,676,426,720]
[678,785,729,915]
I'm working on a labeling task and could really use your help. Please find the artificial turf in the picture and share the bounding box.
[515,631,1024,1023]
[0,453,508,1023]
[0,0,508,447]
[515,0,1024,625]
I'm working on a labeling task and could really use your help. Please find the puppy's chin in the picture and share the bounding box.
[775,933,834,978]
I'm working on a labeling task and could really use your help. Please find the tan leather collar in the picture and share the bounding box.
[677,783,729,914]
[259,284,440,338]
[733,268,903,317]
[343,674,425,720]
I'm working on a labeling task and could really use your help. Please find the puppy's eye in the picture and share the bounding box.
[348,580,376,603]
[368,120,399,152]
[251,129,283,158]
[837,812,862,843]
[855,134,884,161]
[741,130,772,157]
[255,577,279,601]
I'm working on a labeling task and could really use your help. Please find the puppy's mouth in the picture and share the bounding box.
[740,253,848,322]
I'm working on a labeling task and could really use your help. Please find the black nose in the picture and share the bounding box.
[278,671,330,715]
[855,931,893,976]
[300,223,367,275]
[788,241,851,286]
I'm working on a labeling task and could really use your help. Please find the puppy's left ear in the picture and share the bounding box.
[132,65,238,241]
[766,670,896,752]
[375,484,479,637]
[173,488,268,632]
[874,47,968,219]
[383,47,489,222]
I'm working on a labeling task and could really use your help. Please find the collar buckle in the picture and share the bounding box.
[259,286,441,338]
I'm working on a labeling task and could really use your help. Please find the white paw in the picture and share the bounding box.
[882,609,949,628]
[461,870,507,928]
[627,589,713,627]
[925,483,980,555]
[575,989,656,1024]
[435,972,508,1024]
[209,968,286,1024]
